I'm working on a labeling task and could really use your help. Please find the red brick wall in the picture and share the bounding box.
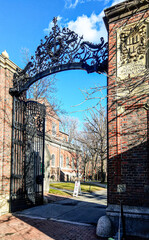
[0,68,13,195]
[107,10,149,207]
[0,54,18,214]
[46,142,79,179]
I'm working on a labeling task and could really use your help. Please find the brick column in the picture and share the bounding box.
[0,51,19,215]
[104,1,149,238]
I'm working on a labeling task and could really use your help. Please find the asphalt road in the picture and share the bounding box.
[15,189,107,225]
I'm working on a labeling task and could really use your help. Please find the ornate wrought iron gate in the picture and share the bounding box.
[9,17,108,212]
[10,97,46,212]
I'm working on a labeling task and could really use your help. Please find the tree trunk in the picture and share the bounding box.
[100,156,104,183]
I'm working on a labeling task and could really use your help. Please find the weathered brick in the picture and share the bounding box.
[107,8,149,207]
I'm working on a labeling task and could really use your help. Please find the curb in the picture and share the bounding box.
[14,213,94,227]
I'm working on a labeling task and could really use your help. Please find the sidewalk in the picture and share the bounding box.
[0,213,104,240]
[0,213,146,240]
[0,190,107,240]
[0,191,147,240]
[14,190,107,225]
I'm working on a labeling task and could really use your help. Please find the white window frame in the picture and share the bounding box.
[52,122,56,136]
[66,157,69,168]
[51,154,55,167]
[60,155,63,168]
[72,158,75,169]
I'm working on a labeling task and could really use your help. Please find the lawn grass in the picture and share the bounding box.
[50,182,104,193]
[49,188,73,197]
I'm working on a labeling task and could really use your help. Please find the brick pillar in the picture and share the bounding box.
[0,51,19,215]
[104,1,149,238]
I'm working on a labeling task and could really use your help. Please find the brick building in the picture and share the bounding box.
[42,98,82,193]
[103,0,149,238]
[0,51,82,215]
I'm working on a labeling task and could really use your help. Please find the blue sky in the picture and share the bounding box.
[0,0,123,127]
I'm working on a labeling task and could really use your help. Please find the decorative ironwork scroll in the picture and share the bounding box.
[10,17,108,96]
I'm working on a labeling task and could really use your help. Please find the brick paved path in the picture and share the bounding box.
[0,213,147,240]
[0,214,104,240]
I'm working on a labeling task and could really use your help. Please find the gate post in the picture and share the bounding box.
[10,96,15,212]
[104,1,149,238]
[42,109,45,203]
[0,51,20,216]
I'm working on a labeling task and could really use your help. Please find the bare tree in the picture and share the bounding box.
[73,2,149,190]
[78,107,107,182]
[75,1,149,114]
[77,3,149,153]
[77,133,91,181]
[60,116,79,144]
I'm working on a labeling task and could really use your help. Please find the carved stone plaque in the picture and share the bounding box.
[117,21,148,80]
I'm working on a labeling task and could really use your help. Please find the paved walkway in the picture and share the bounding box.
[15,189,107,225]
[0,189,107,240]
[0,213,145,240]
[0,213,146,240]
[0,189,146,240]
[0,213,103,240]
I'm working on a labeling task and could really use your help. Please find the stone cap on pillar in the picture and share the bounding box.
[2,50,9,59]
[0,50,21,73]
[104,0,149,25]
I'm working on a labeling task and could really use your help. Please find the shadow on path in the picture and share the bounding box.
[15,191,107,225]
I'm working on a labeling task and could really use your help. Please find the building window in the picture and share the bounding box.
[47,160,50,168]
[76,159,79,169]
[60,155,63,168]
[66,157,69,168]
[52,122,56,136]
[72,158,75,169]
[51,154,55,167]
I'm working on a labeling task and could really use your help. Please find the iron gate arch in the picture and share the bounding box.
[9,17,108,212]
[10,17,108,97]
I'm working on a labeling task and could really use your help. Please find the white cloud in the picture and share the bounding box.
[44,11,108,43]
[44,0,125,43]
[44,11,107,43]
[64,0,124,9]
[65,0,81,8]
[64,0,110,9]
[112,0,124,6]
[67,12,107,43]
[63,0,124,42]
[65,0,124,42]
